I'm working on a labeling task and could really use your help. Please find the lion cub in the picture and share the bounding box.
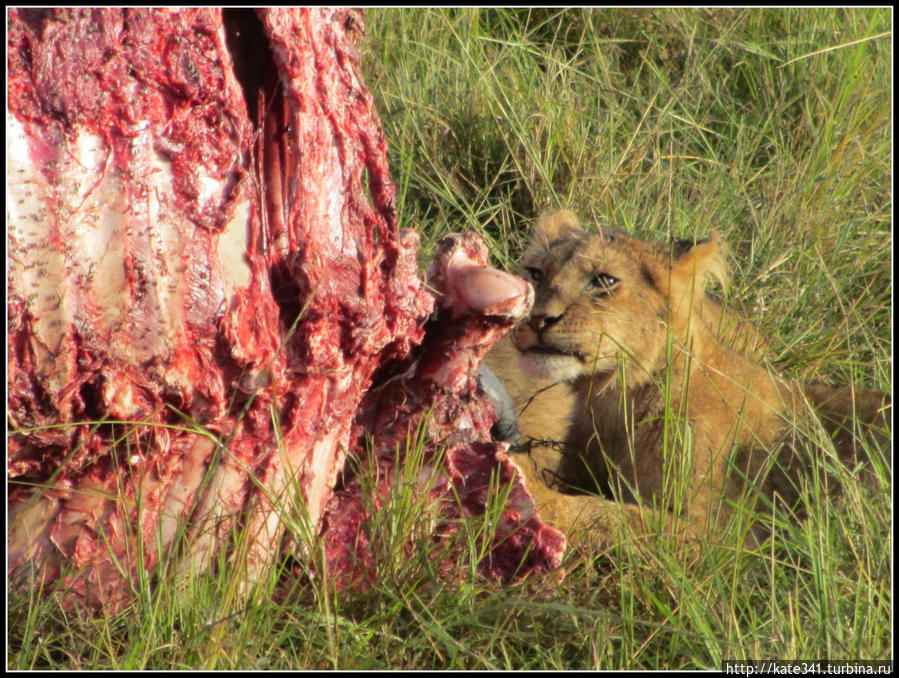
[485,210,889,548]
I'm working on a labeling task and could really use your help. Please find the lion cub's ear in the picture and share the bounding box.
[668,231,729,297]
[532,209,583,248]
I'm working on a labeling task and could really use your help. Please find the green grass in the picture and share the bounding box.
[7,8,891,670]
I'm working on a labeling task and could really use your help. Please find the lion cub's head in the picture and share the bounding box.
[512,209,728,385]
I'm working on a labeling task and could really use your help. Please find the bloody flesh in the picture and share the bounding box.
[7,7,564,611]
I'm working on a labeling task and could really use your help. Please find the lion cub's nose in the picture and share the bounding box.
[529,314,561,333]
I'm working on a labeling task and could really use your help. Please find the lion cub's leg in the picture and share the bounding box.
[510,446,707,551]
[802,384,890,461]
[797,384,891,495]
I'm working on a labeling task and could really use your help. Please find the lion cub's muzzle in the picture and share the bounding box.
[528,313,562,333]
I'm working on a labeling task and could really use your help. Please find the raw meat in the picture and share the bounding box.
[7,7,564,612]
[318,233,565,590]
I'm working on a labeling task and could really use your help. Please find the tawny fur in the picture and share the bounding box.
[485,210,889,550]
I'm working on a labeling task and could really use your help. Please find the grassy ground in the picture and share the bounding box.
[7,8,892,670]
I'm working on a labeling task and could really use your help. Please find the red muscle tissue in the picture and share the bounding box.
[7,7,564,611]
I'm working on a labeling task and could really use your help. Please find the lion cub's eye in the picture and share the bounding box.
[523,267,543,283]
[588,273,618,291]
